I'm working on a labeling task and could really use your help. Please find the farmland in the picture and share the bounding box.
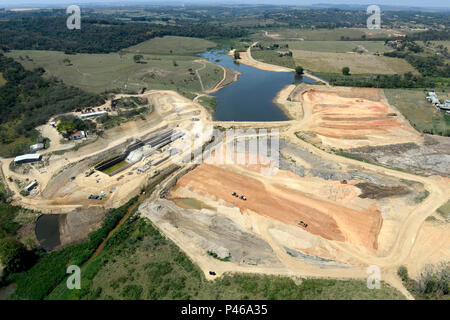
[263,28,410,41]
[282,41,390,54]
[292,50,417,74]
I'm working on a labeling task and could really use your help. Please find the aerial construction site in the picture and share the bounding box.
[1,38,449,301]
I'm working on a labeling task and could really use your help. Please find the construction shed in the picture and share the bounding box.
[30,143,45,153]
[80,111,107,119]
[14,154,42,164]
[23,181,38,192]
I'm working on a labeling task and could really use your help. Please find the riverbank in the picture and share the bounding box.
[229,44,330,86]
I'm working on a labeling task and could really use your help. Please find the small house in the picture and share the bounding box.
[71,131,86,140]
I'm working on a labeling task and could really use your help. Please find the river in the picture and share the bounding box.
[199,50,316,122]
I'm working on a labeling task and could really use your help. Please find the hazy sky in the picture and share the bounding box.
[0,0,448,9]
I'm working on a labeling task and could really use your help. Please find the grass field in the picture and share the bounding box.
[282,40,390,54]
[6,37,223,95]
[430,41,450,51]
[437,200,450,221]
[197,95,218,112]
[251,49,296,69]
[0,72,6,86]
[124,36,217,55]
[384,88,450,135]
[264,28,410,41]
[48,215,405,300]
[292,49,417,74]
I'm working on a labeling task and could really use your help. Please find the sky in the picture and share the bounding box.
[0,0,448,9]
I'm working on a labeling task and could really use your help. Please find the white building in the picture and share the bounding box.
[23,181,38,192]
[14,154,42,164]
[30,143,44,153]
[80,111,107,119]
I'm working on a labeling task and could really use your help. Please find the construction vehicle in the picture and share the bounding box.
[240,195,247,201]
[85,169,95,177]
[232,192,238,197]
[209,271,216,276]
[299,221,308,228]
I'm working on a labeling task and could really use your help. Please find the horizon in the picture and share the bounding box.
[0,0,449,10]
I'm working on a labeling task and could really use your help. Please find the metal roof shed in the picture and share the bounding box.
[14,154,42,164]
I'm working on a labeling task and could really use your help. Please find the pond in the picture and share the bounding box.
[199,50,316,122]
[35,214,62,251]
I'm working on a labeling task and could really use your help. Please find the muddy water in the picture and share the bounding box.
[35,214,62,251]
[199,50,316,122]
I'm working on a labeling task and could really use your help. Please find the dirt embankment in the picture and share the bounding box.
[294,86,423,149]
[173,163,382,250]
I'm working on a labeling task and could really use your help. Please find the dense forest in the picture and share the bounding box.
[0,54,104,156]
[0,16,247,54]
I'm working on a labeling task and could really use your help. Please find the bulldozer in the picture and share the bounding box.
[299,221,308,228]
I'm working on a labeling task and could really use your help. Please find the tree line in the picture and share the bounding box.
[0,16,247,54]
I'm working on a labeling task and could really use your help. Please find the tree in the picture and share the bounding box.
[133,54,144,64]
[234,50,241,60]
[295,66,304,75]
[0,238,30,274]
[397,265,409,282]
[342,67,350,75]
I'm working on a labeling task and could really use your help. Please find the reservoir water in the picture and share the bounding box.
[200,50,316,122]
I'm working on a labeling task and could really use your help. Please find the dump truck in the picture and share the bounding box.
[240,195,247,201]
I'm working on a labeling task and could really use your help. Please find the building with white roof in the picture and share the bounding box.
[14,154,42,164]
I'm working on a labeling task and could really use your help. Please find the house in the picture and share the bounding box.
[30,143,44,153]
[70,131,86,140]
[14,154,42,164]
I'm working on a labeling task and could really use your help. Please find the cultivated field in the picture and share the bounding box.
[292,49,417,74]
